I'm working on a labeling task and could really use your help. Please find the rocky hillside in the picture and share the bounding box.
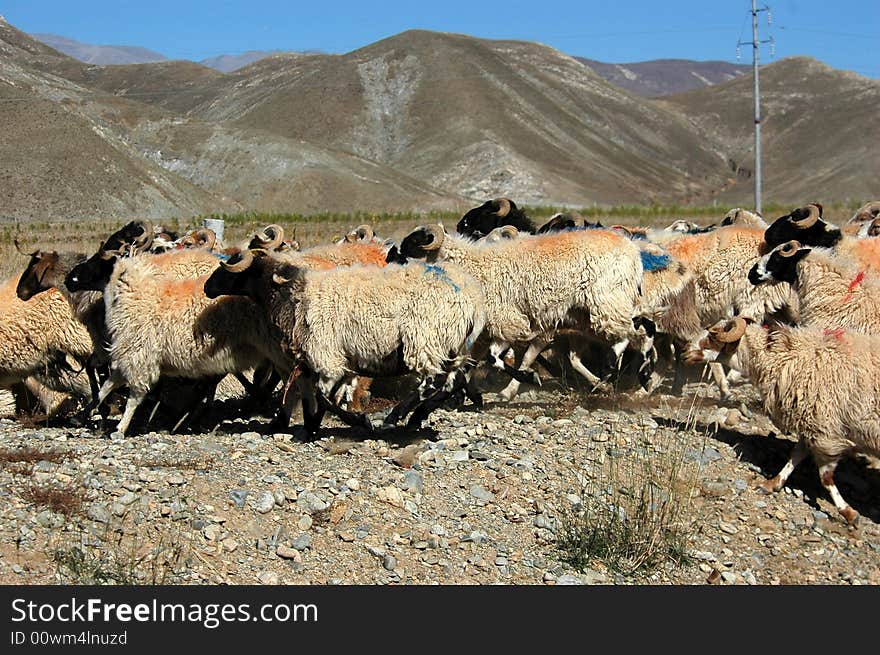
[0,19,462,220]
[576,58,748,97]
[2,18,877,219]
[658,56,880,205]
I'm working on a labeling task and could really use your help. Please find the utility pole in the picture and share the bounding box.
[738,1,773,213]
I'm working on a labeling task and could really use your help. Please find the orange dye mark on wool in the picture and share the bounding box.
[823,328,846,341]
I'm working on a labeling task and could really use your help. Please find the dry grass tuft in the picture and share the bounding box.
[20,481,85,516]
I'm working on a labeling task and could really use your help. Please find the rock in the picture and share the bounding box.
[469,485,494,502]
[402,470,423,494]
[253,491,276,514]
[297,491,329,514]
[718,522,739,535]
[298,515,313,531]
[36,510,64,529]
[556,574,585,585]
[686,446,722,465]
[87,503,111,524]
[346,478,360,491]
[222,538,238,552]
[392,445,421,469]
[229,489,248,508]
[118,491,138,506]
[276,545,299,559]
[257,571,279,585]
[451,450,469,462]
[721,571,737,584]
[204,524,221,541]
[292,535,312,551]
[167,473,186,486]
[383,554,397,571]
[379,486,405,508]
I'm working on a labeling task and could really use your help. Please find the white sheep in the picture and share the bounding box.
[749,240,880,332]
[684,317,880,525]
[204,251,487,435]
[393,224,654,396]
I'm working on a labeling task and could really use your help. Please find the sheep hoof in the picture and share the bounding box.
[529,371,542,387]
[840,506,860,527]
[498,388,516,402]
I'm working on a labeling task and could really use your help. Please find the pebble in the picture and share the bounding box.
[470,485,494,502]
[383,554,397,571]
[167,473,186,486]
[402,471,424,494]
[257,571,279,585]
[87,503,111,524]
[298,515,313,531]
[254,491,276,514]
[297,491,329,514]
[276,545,300,559]
[229,489,248,508]
[292,535,312,551]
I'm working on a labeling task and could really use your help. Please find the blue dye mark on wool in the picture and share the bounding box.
[212,252,232,262]
[424,264,460,293]
[640,250,671,272]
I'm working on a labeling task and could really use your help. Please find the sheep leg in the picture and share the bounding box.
[463,371,483,408]
[295,373,324,438]
[487,341,541,385]
[818,460,859,526]
[670,342,686,396]
[567,350,611,392]
[498,338,548,401]
[86,364,100,409]
[758,441,808,493]
[113,388,148,437]
[709,362,731,400]
[384,376,438,426]
[316,393,373,432]
[407,371,468,428]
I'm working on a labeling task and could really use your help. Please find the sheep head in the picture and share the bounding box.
[764,203,840,250]
[749,240,811,286]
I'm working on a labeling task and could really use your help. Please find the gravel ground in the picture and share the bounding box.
[1,375,879,586]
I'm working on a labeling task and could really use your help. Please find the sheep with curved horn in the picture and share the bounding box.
[683,316,880,526]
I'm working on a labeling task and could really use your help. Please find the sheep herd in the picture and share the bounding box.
[2,199,880,526]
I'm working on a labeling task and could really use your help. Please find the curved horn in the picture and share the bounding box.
[219,249,255,273]
[778,240,802,258]
[194,228,217,251]
[132,219,154,252]
[492,198,511,218]
[714,317,747,343]
[14,239,38,257]
[354,224,374,241]
[253,224,284,250]
[791,204,820,229]
[852,201,880,223]
[421,224,446,251]
[867,218,880,238]
[498,225,519,239]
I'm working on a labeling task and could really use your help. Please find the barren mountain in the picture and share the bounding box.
[0,19,462,220]
[175,30,732,205]
[576,58,748,97]
[199,50,289,73]
[30,33,168,65]
[3,17,877,218]
[658,56,880,205]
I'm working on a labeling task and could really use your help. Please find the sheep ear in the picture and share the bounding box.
[272,273,290,285]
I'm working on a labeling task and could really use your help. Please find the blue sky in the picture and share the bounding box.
[2,0,877,77]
